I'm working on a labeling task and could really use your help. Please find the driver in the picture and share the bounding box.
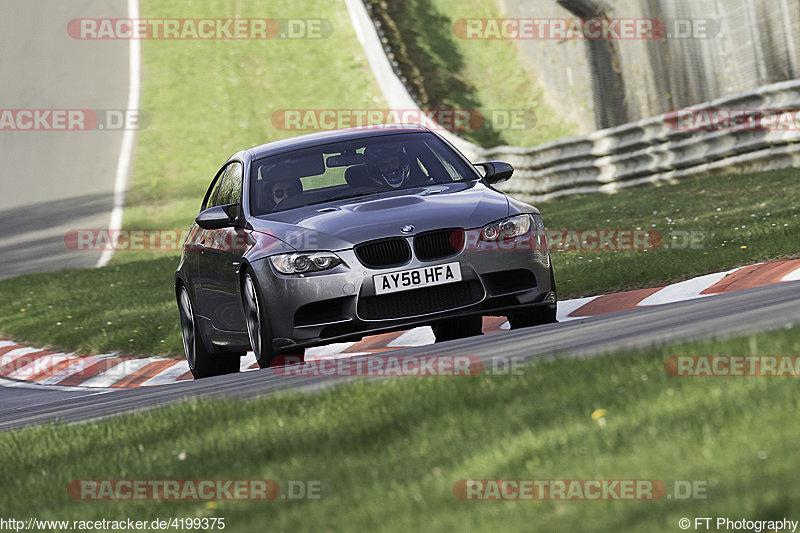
[365,144,412,188]
[271,178,301,209]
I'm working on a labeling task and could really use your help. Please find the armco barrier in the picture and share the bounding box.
[487,80,800,202]
[346,0,800,203]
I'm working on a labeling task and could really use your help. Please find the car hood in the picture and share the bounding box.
[248,181,510,252]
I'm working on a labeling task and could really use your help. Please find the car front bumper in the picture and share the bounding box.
[249,242,555,351]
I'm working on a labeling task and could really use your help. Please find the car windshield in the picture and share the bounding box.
[249,132,478,215]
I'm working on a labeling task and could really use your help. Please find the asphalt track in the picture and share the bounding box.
[1,280,798,430]
[0,0,131,279]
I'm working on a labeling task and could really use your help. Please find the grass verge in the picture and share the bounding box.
[542,167,800,297]
[0,168,798,356]
[0,257,182,356]
[366,0,577,147]
[119,0,385,263]
[2,326,799,531]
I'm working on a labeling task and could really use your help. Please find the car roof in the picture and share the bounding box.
[234,124,433,162]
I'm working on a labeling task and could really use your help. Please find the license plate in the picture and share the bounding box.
[374,262,462,295]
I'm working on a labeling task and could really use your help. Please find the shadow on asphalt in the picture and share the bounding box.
[0,193,113,279]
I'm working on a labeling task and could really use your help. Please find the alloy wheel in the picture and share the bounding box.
[243,274,262,358]
[178,286,196,369]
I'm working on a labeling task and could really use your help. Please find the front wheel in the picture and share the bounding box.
[177,284,240,379]
[242,270,304,369]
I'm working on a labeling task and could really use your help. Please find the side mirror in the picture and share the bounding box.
[196,204,237,230]
[475,161,514,185]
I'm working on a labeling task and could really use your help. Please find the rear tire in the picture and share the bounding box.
[433,314,483,343]
[242,270,305,369]
[178,284,241,379]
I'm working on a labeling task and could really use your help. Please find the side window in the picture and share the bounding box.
[205,162,243,209]
[426,142,463,181]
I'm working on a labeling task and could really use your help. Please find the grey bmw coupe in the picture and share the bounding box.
[176,124,557,378]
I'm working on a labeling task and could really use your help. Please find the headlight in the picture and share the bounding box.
[480,214,533,241]
[269,252,342,274]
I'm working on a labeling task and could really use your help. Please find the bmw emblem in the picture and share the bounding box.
[401,224,414,233]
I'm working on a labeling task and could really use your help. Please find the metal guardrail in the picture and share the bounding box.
[486,79,800,202]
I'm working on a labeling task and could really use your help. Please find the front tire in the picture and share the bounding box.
[178,284,241,379]
[242,270,304,369]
